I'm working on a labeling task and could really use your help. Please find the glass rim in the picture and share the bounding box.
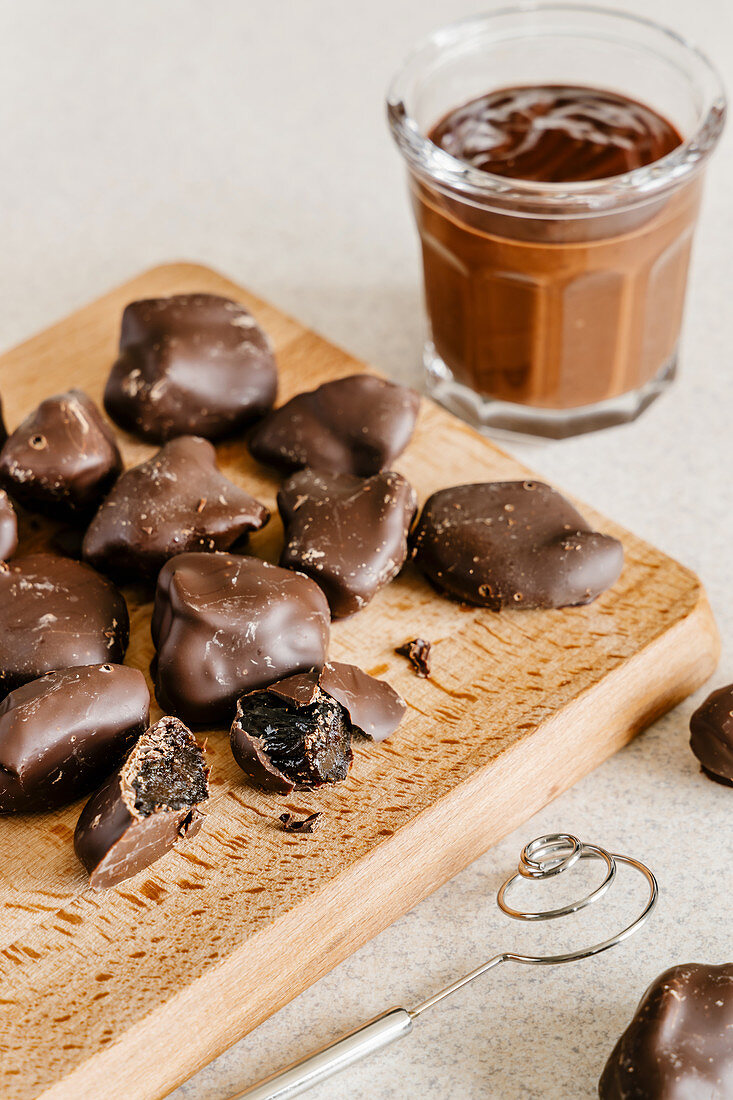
[386,2,727,214]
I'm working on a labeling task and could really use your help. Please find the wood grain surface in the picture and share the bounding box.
[0,263,720,1100]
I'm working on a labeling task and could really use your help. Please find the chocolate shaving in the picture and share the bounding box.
[279,811,320,834]
[396,637,432,677]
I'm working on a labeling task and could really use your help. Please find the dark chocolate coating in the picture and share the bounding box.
[0,664,149,813]
[319,662,406,742]
[83,435,269,580]
[411,481,623,609]
[0,490,17,560]
[74,715,209,889]
[0,390,122,520]
[249,373,420,476]
[0,553,130,695]
[104,293,277,443]
[0,394,7,448]
[231,661,405,791]
[151,552,330,726]
[599,962,733,1099]
[689,684,733,785]
[278,469,416,618]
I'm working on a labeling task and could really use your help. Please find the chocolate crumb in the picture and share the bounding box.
[279,811,321,834]
[396,637,432,677]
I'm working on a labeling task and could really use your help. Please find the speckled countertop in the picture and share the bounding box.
[1,1,730,1096]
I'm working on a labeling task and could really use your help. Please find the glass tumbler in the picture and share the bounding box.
[387,4,726,438]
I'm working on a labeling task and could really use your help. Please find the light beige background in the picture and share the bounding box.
[0,1,731,1097]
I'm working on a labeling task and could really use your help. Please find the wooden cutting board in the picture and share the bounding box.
[0,263,720,1100]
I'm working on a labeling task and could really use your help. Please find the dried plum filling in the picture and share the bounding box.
[130,717,208,815]
[239,688,352,787]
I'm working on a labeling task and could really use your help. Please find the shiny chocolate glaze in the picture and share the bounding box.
[411,480,623,609]
[689,683,733,785]
[0,554,130,695]
[0,389,122,520]
[249,374,420,477]
[151,552,330,727]
[0,665,149,812]
[599,962,733,1099]
[104,294,277,443]
[278,468,416,618]
[430,85,681,183]
[83,435,269,581]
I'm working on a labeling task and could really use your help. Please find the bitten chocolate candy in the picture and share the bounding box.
[0,390,122,520]
[249,373,420,476]
[104,293,277,443]
[599,962,733,1099]
[0,665,149,813]
[231,661,405,793]
[83,435,269,580]
[74,715,209,889]
[0,490,17,560]
[151,552,330,726]
[412,481,623,609]
[278,469,416,618]
[0,554,130,694]
[689,683,733,786]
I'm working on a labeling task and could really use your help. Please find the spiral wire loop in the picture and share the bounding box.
[410,832,657,1018]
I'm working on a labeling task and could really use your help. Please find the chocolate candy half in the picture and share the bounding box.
[599,962,733,1099]
[231,681,352,794]
[249,373,420,476]
[83,435,269,580]
[0,664,149,813]
[152,552,330,726]
[689,683,733,785]
[231,661,405,793]
[0,390,122,520]
[74,716,209,889]
[104,293,277,443]
[0,553,130,695]
[278,469,416,618]
[0,490,17,560]
[412,481,623,609]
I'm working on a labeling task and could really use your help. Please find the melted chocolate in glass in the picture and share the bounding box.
[429,84,682,183]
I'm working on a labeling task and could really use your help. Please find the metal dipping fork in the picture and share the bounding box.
[229,832,658,1100]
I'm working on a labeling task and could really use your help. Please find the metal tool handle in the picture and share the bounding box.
[232,1007,413,1100]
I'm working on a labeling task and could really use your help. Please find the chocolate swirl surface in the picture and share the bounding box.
[429,84,682,183]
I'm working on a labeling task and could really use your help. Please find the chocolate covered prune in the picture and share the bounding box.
[83,435,269,580]
[278,468,416,618]
[0,554,129,695]
[412,481,623,609]
[231,681,352,794]
[0,664,149,813]
[230,661,405,793]
[151,552,330,727]
[689,683,733,785]
[74,715,209,889]
[249,373,420,476]
[0,390,122,520]
[599,962,733,1099]
[104,293,277,443]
